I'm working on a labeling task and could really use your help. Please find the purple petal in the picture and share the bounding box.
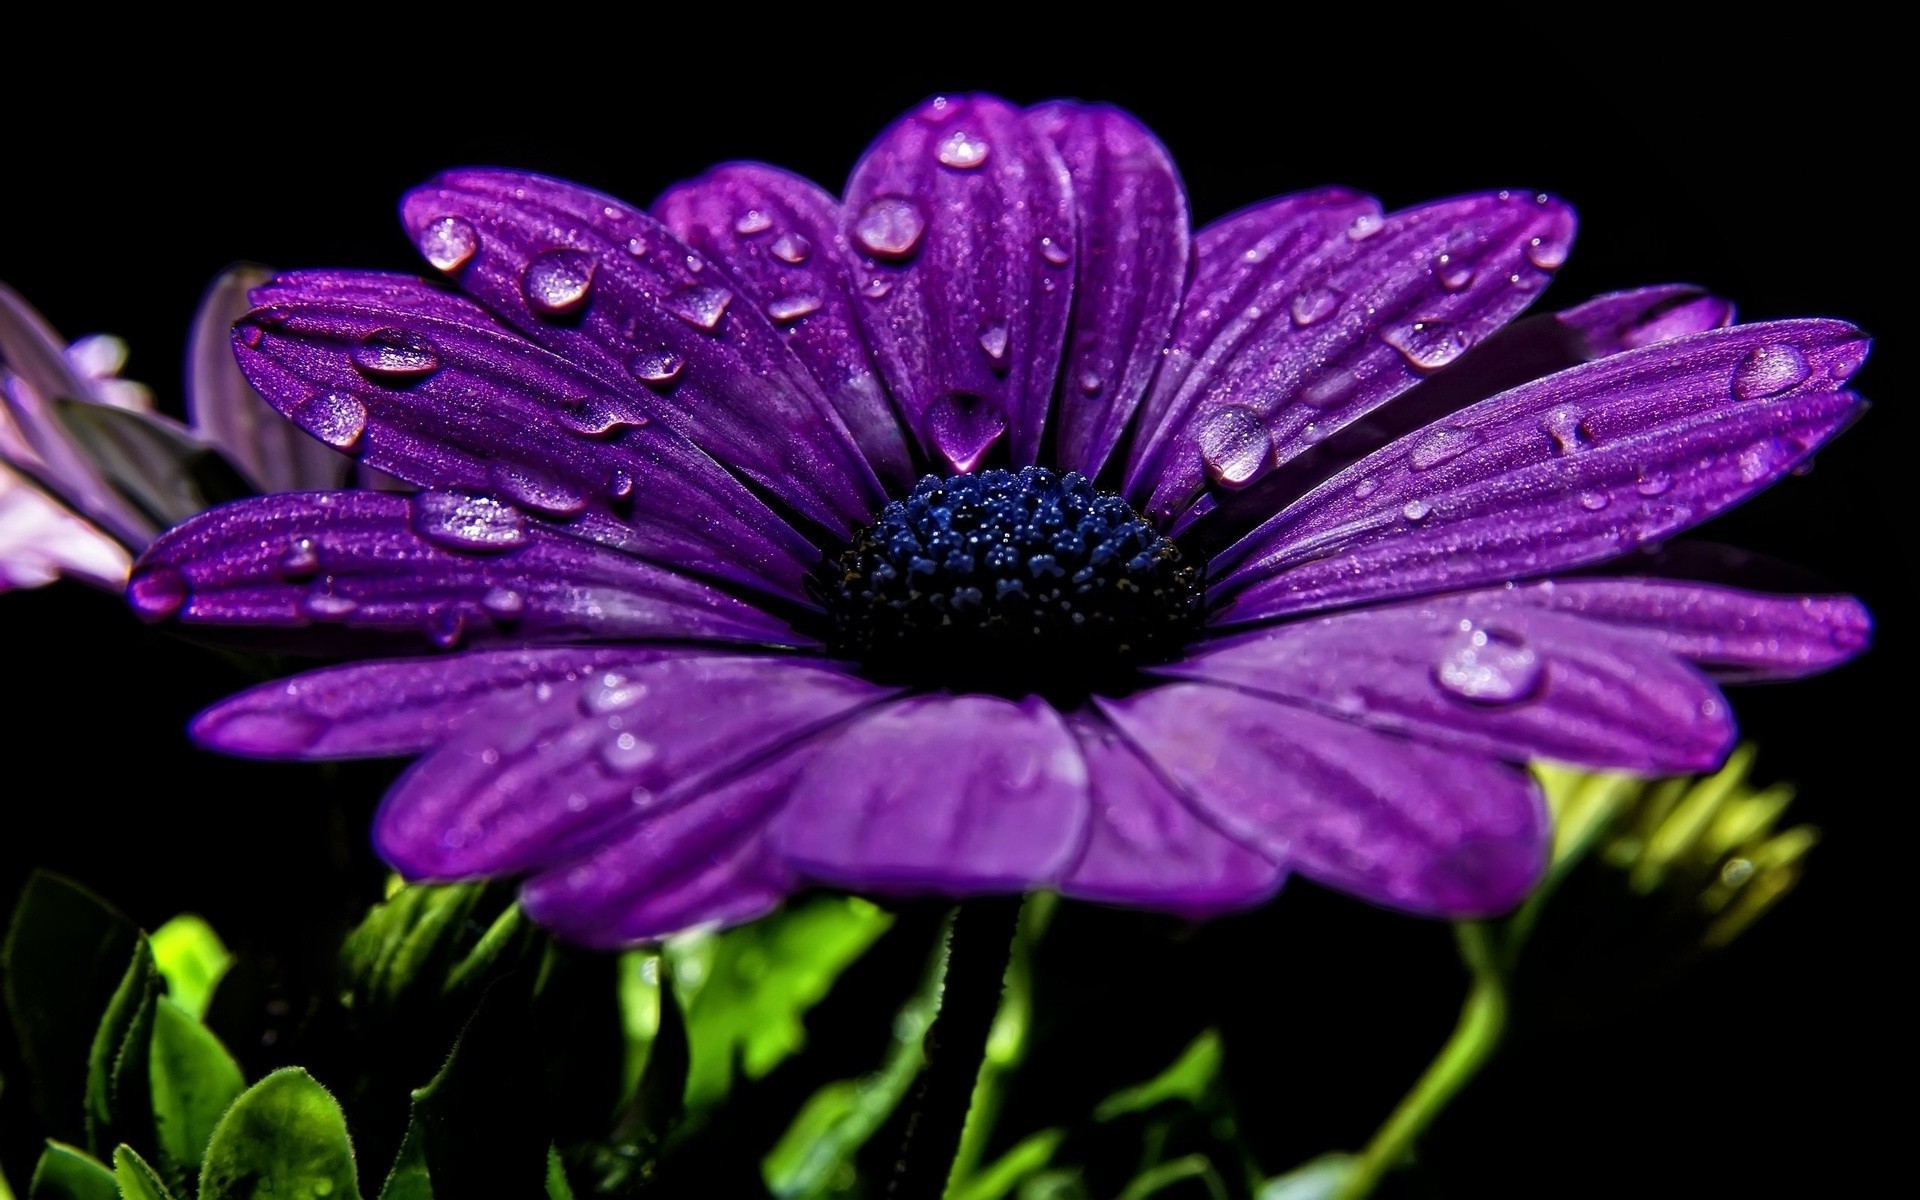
[398,169,886,535]
[770,693,1088,892]
[188,264,351,493]
[652,164,913,488]
[841,95,1076,471]
[1026,102,1190,479]
[1556,284,1734,356]
[1465,578,1871,682]
[521,750,808,947]
[1059,712,1281,914]
[1164,601,1734,773]
[1102,682,1547,917]
[1213,320,1869,622]
[377,654,893,878]
[236,271,818,601]
[0,463,129,591]
[129,490,801,651]
[191,646,661,759]
[1131,191,1578,523]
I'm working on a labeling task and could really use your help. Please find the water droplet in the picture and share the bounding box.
[1407,426,1480,470]
[583,672,648,715]
[665,284,733,331]
[766,293,823,324]
[490,463,588,516]
[1077,370,1102,395]
[482,586,526,619]
[302,591,357,620]
[686,254,703,273]
[1634,470,1673,497]
[1383,321,1471,372]
[1435,623,1542,703]
[733,208,772,235]
[1300,368,1352,409]
[523,248,597,316]
[859,276,895,300]
[1354,477,1379,499]
[279,537,319,578]
[128,566,187,620]
[418,215,478,272]
[607,469,636,500]
[770,232,811,264]
[1290,287,1340,327]
[1543,404,1594,454]
[427,608,465,648]
[1300,421,1330,445]
[1039,236,1071,265]
[237,322,265,349]
[554,395,645,437]
[412,491,529,552]
[1347,212,1383,240]
[925,391,1006,473]
[936,129,990,169]
[601,730,659,772]
[1525,233,1569,270]
[1577,489,1612,511]
[288,390,369,453]
[628,350,686,387]
[853,197,926,260]
[1197,405,1272,488]
[1737,441,1779,483]
[350,328,440,379]
[624,236,649,258]
[1434,253,1475,291]
[1732,344,1811,400]
[1402,499,1433,523]
[978,324,1009,362]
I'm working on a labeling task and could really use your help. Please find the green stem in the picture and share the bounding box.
[1333,923,1509,1200]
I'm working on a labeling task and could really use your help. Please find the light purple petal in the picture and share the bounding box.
[1026,102,1189,479]
[771,693,1089,892]
[1059,712,1281,914]
[0,463,129,591]
[841,95,1076,472]
[236,271,819,602]
[398,169,887,536]
[129,490,802,650]
[187,264,351,494]
[1164,601,1734,773]
[1212,320,1868,622]
[1131,191,1577,523]
[1101,682,1547,917]
[1464,578,1871,682]
[652,164,914,488]
[376,653,892,879]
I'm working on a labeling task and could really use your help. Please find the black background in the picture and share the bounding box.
[1,8,1906,1196]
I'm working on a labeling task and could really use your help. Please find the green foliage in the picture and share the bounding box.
[148,998,245,1178]
[110,1148,174,1200]
[82,938,158,1160]
[147,919,232,1023]
[1094,1032,1222,1123]
[198,1069,362,1200]
[25,1143,114,1200]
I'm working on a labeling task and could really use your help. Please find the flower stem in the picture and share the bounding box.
[1333,922,1509,1200]
[887,896,1024,1200]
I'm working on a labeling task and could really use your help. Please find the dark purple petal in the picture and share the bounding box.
[1165,601,1734,773]
[771,693,1088,892]
[1026,102,1189,479]
[1060,712,1281,913]
[841,95,1076,472]
[129,490,802,651]
[1213,320,1868,622]
[376,654,893,879]
[1102,682,1547,917]
[235,271,818,601]
[1556,285,1734,356]
[188,264,350,493]
[1464,578,1871,682]
[653,163,913,488]
[192,646,659,759]
[398,170,887,535]
[1131,191,1578,523]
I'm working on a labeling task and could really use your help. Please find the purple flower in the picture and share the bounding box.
[130,95,1870,947]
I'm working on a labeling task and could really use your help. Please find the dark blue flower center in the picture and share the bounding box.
[815,468,1204,697]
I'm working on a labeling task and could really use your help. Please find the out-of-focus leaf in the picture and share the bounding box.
[148,997,245,1178]
[198,1069,362,1200]
[1094,1031,1223,1122]
[545,1147,575,1200]
[951,1129,1066,1200]
[340,884,523,1018]
[614,950,662,1097]
[148,916,232,1022]
[1257,1155,1355,1200]
[24,1142,114,1200]
[109,1147,174,1200]
[1017,1169,1088,1200]
[669,896,891,1112]
[1115,1155,1226,1200]
[49,399,249,528]
[3,874,139,1138]
[83,939,157,1160]
[527,943,624,1146]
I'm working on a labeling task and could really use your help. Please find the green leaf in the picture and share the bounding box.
[1116,1155,1226,1200]
[147,916,233,1022]
[544,1148,574,1200]
[3,874,139,1139]
[199,1069,362,1200]
[110,1148,175,1200]
[148,996,246,1177]
[950,1130,1066,1200]
[25,1142,115,1200]
[340,884,528,1020]
[1257,1155,1356,1200]
[83,939,158,1159]
[48,398,250,528]
[1094,1031,1223,1122]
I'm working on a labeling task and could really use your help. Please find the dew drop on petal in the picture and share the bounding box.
[978,324,1009,362]
[418,215,478,272]
[1435,253,1475,291]
[350,328,440,379]
[624,236,649,258]
[1732,344,1811,400]
[293,391,370,452]
[553,395,645,438]
[733,209,772,235]
[490,463,588,516]
[628,350,686,387]
[1197,405,1272,489]
[128,566,187,620]
[481,586,526,619]
[1300,421,1330,445]
[302,592,359,620]
[1577,489,1612,511]
[607,469,636,500]
[1347,212,1383,240]
[583,672,649,715]
[1543,404,1594,454]
[523,248,597,316]
[1635,469,1673,497]
[1407,426,1481,470]
[1039,236,1071,266]
[1300,368,1352,409]
[1402,498,1433,523]
[1353,477,1379,499]
[1383,321,1471,372]
[427,608,465,649]
[859,276,895,300]
[1525,234,1570,270]
[1077,370,1103,396]
[1435,623,1542,703]
[279,537,319,578]
[411,491,530,552]
[665,284,733,331]
[1290,287,1340,327]
[766,293,823,324]
[770,232,811,264]
[601,730,659,772]
[853,197,927,260]
[936,129,990,169]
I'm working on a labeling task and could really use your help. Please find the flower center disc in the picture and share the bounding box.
[816,468,1204,699]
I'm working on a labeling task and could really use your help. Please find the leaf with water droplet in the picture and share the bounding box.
[198,1069,363,1200]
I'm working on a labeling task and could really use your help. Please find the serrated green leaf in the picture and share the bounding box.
[3,874,139,1140]
[25,1142,115,1200]
[148,916,232,1022]
[951,1129,1066,1200]
[544,1148,574,1200]
[198,1069,362,1200]
[149,996,246,1177]
[84,939,158,1159]
[110,1147,175,1200]
[1094,1030,1223,1122]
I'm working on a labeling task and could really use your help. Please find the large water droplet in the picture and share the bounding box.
[628,350,686,387]
[936,129,990,169]
[523,249,597,316]
[1077,370,1103,396]
[481,586,526,620]
[427,608,465,649]
[1732,344,1811,400]
[554,395,645,438]
[1039,236,1071,266]
[1353,477,1379,500]
[350,328,440,379]
[302,591,359,620]
[978,324,1009,362]
[1634,469,1673,497]
[1407,426,1481,470]
[925,392,1006,473]
[1435,622,1543,703]
[128,566,187,620]
[601,731,659,772]
[279,537,320,579]
[1383,321,1471,372]
[1577,489,1612,511]
[766,293,823,324]
[418,215,478,272]
[292,391,370,453]
[490,463,588,516]
[1290,287,1340,327]
[1347,212,1383,240]
[665,284,733,331]
[1543,404,1594,454]
[733,208,773,235]
[770,232,811,264]
[412,491,529,552]
[853,197,926,260]
[1434,253,1475,291]
[1197,405,1272,488]
[607,469,636,501]
[1401,499,1433,523]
